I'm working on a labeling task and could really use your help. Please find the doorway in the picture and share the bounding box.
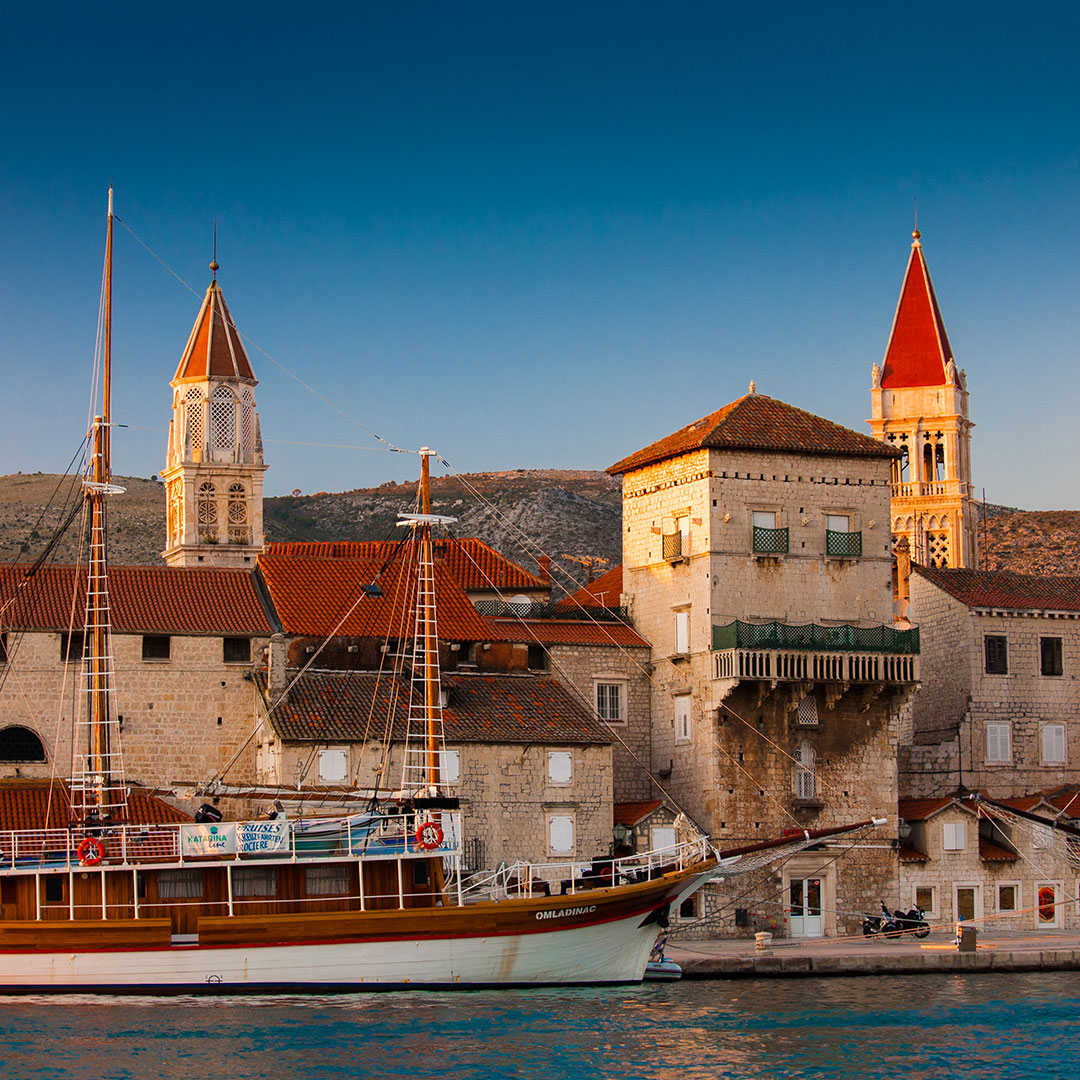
[1036,883,1061,928]
[788,877,824,938]
[955,885,981,924]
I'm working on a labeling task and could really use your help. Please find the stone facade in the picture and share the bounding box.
[903,569,1080,798]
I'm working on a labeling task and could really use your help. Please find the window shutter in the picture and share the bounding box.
[674,611,690,654]
[1043,724,1066,764]
[675,696,691,742]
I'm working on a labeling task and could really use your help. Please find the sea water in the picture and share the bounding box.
[1,972,1077,1079]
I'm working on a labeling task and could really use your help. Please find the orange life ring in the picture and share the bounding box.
[77,836,105,866]
[415,821,443,850]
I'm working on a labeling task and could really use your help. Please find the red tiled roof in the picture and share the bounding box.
[898,797,954,822]
[0,564,273,635]
[172,280,256,382]
[914,565,1080,612]
[0,781,190,830]
[258,553,491,641]
[614,800,663,827]
[607,393,897,475]
[264,539,545,594]
[979,836,1018,862]
[880,233,957,390]
[558,565,623,609]
[266,670,608,745]
[486,617,649,649]
[898,843,929,863]
[1042,789,1080,817]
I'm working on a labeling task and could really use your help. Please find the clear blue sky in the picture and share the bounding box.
[2,2,1077,507]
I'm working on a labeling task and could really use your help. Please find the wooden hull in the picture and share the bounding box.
[0,860,713,993]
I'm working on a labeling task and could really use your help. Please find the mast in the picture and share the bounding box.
[71,186,127,824]
[398,449,455,798]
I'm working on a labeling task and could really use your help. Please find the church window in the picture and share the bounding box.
[898,444,910,484]
[228,483,248,543]
[198,481,217,528]
[935,442,946,482]
[210,386,235,451]
[0,726,46,762]
[241,388,256,453]
[167,482,182,544]
[926,531,949,568]
[185,388,203,453]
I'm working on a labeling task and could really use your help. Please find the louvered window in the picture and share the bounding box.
[986,721,1011,763]
[185,388,203,452]
[1042,723,1066,765]
[210,386,235,451]
[984,635,1008,674]
[1041,637,1063,676]
[241,388,256,452]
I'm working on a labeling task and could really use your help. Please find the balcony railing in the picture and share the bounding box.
[891,480,971,499]
[476,600,629,622]
[662,532,685,561]
[712,620,919,653]
[825,530,862,557]
[753,526,789,554]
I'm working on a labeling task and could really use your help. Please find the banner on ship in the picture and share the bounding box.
[180,821,289,856]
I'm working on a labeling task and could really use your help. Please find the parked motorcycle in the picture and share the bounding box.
[862,899,930,938]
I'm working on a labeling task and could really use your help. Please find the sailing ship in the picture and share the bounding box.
[0,190,722,992]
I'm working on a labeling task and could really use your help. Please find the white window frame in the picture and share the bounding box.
[1036,881,1063,927]
[318,747,349,784]
[674,610,690,655]
[914,885,937,918]
[943,821,966,851]
[547,813,575,857]
[985,721,1012,764]
[1042,723,1066,765]
[825,513,851,533]
[996,881,1020,914]
[674,695,691,744]
[440,748,461,785]
[547,750,573,785]
[595,681,626,726]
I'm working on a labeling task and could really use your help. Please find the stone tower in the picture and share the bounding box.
[868,230,976,569]
[161,268,267,567]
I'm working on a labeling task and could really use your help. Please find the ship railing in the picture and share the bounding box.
[459,837,713,902]
[0,810,462,875]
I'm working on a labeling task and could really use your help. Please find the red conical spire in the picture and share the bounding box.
[879,230,957,389]
[172,275,256,383]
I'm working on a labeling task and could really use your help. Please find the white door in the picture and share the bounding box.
[789,877,824,937]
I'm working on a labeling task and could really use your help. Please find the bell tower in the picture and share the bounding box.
[161,262,267,567]
[869,229,976,568]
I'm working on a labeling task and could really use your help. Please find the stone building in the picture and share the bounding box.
[162,270,267,569]
[608,388,920,937]
[903,565,1080,798]
[0,563,273,796]
[868,229,977,569]
[898,792,1080,931]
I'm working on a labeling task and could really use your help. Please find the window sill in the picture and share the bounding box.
[669,653,690,664]
[793,799,824,811]
[141,658,171,664]
[667,555,689,566]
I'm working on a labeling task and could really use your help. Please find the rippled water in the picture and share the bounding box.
[2,973,1078,1079]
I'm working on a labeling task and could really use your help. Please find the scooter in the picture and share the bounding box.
[862,899,930,938]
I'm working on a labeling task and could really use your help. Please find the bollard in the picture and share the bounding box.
[755,932,773,952]
[956,922,977,952]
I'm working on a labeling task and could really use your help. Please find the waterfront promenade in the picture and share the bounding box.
[667,926,1080,978]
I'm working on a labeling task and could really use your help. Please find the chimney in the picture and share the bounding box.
[537,555,551,586]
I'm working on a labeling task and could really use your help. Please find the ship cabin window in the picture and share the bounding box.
[527,644,549,671]
[412,861,430,888]
[223,637,251,664]
[306,866,349,896]
[142,635,171,662]
[158,870,204,898]
[44,877,63,903]
[60,631,86,663]
[0,726,46,762]
[233,867,277,898]
[1041,637,1063,676]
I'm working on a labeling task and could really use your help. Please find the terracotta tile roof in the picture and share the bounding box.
[1042,789,1080,817]
[979,836,1018,862]
[898,797,954,822]
[0,781,190,830]
[264,539,545,594]
[607,393,897,475]
[614,800,663,827]
[558,565,623,608]
[914,565,1080,612]
[486,616,649,649]
[898,843,929,863]
[258,552,491,641]
[0,564,273,635]
[172,280,256,382]
[880,234,957,390]
[265,670,609,746]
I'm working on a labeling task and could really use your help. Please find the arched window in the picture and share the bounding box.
[898,444,910,484]
[185,388,203,454]
[794,741,816,800]
[0,726,46,762]
[198,481,217,535]
[210,386,235,452]
[228,483,248,543]
[935,443,946,482]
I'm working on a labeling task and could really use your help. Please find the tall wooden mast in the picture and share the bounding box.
[71,187,128,824]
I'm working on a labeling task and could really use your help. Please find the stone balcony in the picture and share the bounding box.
[711,620,919,685]
[891,479,971,499]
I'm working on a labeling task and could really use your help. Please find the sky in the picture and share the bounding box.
[1,2,1077,507]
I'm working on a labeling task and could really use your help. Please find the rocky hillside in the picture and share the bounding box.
[0,470,622,591]
[2,471,1076,584]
